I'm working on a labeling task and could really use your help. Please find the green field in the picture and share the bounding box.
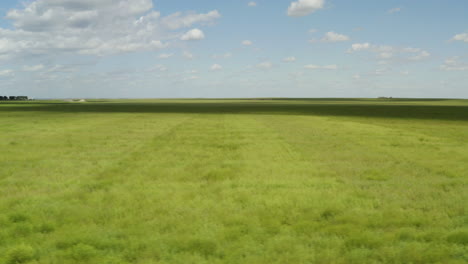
[1,99,467,264]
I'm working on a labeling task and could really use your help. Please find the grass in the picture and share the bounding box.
[0,98,467,263]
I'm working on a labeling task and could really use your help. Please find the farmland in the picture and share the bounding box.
[0,99,467,263]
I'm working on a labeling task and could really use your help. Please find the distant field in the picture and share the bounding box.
[0,99,467,264]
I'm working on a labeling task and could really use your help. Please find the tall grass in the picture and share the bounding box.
[0,99,467,263]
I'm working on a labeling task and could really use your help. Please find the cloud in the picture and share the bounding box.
[348,43,430,62]
[0,69,14,77]
[409,50,430,61]
[159,53,174,59]
[212,53,232,59]
[309,28,318,33]
[452,33,468,43]
[388,7,402,14]
[256,61,273,69]
[283,56,297,62]
[23,64,45,71]
[287,0,325,17]
[182,51,194,60]
[401,71,410,75]
[440,57,468,71]
[348,43,371,52]
[321,31,350,43]
[0,0,221,59]
[148,64,168,72]
[160,10,221,30]
[211,64,223,71]
[248,2,257,7]
[180,28,205,41]
[242,40,253,46]
[304,64,338,70]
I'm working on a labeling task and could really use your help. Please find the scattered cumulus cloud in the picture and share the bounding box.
[23,64,45,72]
[160,10,220,30]
[184,75,200,81]
[283,56,297,62]
[401,71,410,75]
[409,50,430,61]
[148,64,168,72]
[288,0,325,17]
[159,53,174,59]
[0,0,221,59]
[304,64,338,70]
[248,2,257,7]
[242,40,253,46]
[452,33,468,43]
[320,31,350,43]
[182,51,194,60]
[0,69,14,77]
[388,7,402,14]
[348,43,371,52]
[212,53,232,59]
[348,43,430,62]
[211,64,223,71]
[373,68,389,76]
[256,61,273,69]
[180,28,205,41]
[309,28,318,33]
[440,57,468,71]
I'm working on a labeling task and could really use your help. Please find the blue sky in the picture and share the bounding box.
[0,0,467,98]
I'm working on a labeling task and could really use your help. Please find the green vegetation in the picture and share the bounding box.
[1,98,467,263]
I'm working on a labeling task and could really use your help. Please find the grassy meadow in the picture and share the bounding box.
[0,98,467,264]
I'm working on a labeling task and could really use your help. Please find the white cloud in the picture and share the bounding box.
[348,43,430,62]
[304,64,338,70]
[373,68,389,76]
[379,52,393,59]
[348,43,371,52]
[409,50,430,61]
[401,71,410,75]
[182,51,194,60]
[148,64,168,72]
[452,33,468,43]
[242,40,253,46]
[0,0,221,59]
[388,7,402,14]
[283,56,297,62]
[160,10,220,30]
[212,53,232,59]
[184,75,200,81]
[440,57,468,71]
[0,69,14,77]
[309,28,318,33]
[321,31,350,43]
[257,61,273,69]
[287,0,325,17]
[159,53,174,59]
[23,64,45,72]
[248,2,257,7]
[211,64,223,71]
[43,64,79,73]
[180,28,205,41]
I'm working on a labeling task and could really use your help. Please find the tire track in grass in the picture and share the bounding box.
[58,114,340,263]
[200,115,353,263]
[0,114,192,245]
[52,114,254,262]
[251,114,467,263]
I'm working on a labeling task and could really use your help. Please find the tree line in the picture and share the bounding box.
[0,96,29,101]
